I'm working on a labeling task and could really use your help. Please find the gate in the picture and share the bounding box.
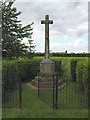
[2,71,22,108]
[38,72,88,109]
[38,72,58,108]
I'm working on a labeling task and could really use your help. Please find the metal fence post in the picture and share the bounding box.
[19,71,22,108]
[55,72,58,109]
[38,72,39,97]
[53,73,55,108]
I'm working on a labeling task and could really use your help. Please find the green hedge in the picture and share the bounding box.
[76,60,88,94]
[51,57,62,78]
[2,57,43,83]
[34,52,90,57]
[17,58,42,81]
[2,60,18,102]
[70,59,77,82]
[2,58,43,102]
[2,61,18,90]
[51,57,72,82]
[2,57,89,94]
[60,58,71,82]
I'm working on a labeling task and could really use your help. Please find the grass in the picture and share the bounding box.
[39,82,88,109]
[58,82,88,108]
[2,89,19,108]
[2,83,88,118]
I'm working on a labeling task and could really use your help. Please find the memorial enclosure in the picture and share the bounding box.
[2,15,89,109]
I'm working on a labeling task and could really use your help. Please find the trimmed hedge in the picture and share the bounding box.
[71,60,77,82]
[17,58,43,81]
[34,52,90,57]
[2,60,18,91]
[51,57,62,78]
[2,58,43,102]
[76,60,88,94]
[2,57,89,94]
[60,58,71,82]
[2,60,18,102]
[2,57,43,83]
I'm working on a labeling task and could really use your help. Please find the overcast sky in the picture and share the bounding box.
[13,1,88,53]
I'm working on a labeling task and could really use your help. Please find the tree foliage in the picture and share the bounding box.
[1,0,35,59]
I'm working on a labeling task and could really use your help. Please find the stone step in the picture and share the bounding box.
[31,79,38,83]
[32,83,67,89]
[31,80,38,87]
[39,82,67,90]
[32,77,62,83]
[31,82,67,90]
[31,74,65,89]
[32,80,62,86]
[39,79,62,85]
[58,83,67,90]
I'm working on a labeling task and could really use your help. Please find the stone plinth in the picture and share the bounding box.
[40,58,54,74]
[31,74,67,90]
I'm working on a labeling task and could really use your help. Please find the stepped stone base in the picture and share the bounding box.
[31,76,38,87]
[31,75,67,90]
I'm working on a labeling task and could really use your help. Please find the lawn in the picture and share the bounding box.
[39,81,88,109]
[2,83,88,118]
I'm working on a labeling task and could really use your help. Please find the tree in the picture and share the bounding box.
[50,50,53,57]
[28,40,36,53]
[25,39,36,58]
[1,0,34,59]
[65,50,67,53]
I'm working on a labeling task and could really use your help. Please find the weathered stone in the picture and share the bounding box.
[31,15,54,87]
[31,75,67,90]
[31,15,67,92]
[41,15,53,59]
[40,59,54,74]
[40,15,54,74]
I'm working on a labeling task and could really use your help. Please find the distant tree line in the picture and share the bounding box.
[34,52,90,57]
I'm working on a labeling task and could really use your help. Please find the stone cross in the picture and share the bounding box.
[41,15,53,59]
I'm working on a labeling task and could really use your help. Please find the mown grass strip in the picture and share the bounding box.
[2,83,88,118]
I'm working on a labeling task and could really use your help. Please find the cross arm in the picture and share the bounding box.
[41,20,53,24]
[49,20,53,24]
[41,20,46,24]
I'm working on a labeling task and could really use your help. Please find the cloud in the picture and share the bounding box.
[51,42,88,53]
[74,38,84,47]
[13,2,88,53]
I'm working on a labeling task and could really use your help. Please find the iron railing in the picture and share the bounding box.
[38,72,88,109]
[2,71,22,108]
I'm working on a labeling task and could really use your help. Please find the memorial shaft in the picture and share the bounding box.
[41,15,53,59]
[45,23,49,59]
[40,15,54,74]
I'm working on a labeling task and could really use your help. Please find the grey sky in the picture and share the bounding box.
[13,1,88,53]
